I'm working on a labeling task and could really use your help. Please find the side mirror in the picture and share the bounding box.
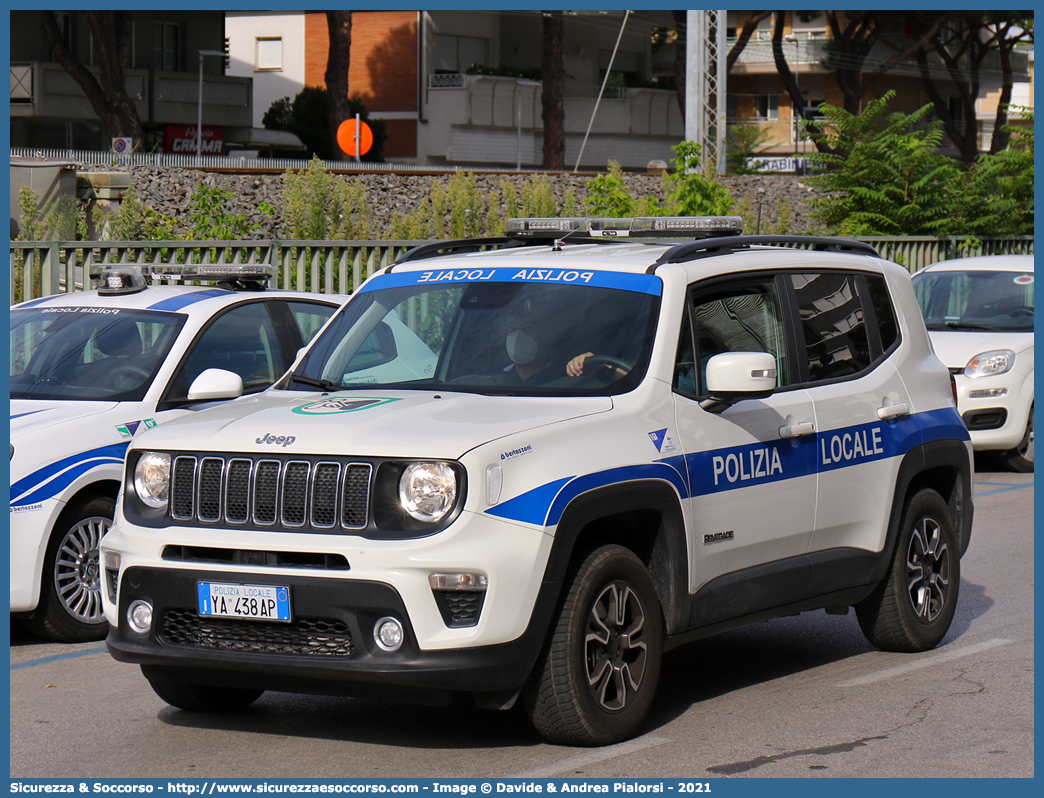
[701,352,777,413]
[187,368,244,401]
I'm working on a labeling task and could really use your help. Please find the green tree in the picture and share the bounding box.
[264,87,386,161]
[725,124,776,174]
[959,107,1034,236]
[804,92,963,236]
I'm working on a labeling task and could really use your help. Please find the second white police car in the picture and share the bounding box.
[101,218,974,745]
[11,265,342,642]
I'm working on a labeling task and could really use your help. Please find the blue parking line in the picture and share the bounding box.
[11,645,107,670]
[975,483,1034,497]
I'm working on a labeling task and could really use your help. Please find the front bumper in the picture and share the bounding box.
[107,566,546,701]
[955,372,1032,452]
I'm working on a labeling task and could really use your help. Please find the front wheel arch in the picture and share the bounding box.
[550,479,689,635]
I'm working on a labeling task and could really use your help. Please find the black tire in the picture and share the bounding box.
[1001,404,1033,473]
[523,545,663,746]
[26,496,113,643]
[147,675,264,712]
[856,489,960,652]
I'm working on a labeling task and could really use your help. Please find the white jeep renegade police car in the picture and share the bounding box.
[11,265,341,642]
[101,218,974,746]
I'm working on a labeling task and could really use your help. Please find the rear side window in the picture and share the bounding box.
[865,274,899,352]
[791,273,871,381]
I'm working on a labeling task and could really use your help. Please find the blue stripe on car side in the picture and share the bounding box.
[543,462,689,528]
[918,406,972,443]
[10,442,130,504]
[11,458,125,507]
[484,408,966,526]
[10,410,48,420]
[484,476,574,526]
[147,288,229,312]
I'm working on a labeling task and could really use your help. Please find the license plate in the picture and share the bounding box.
[197,582,291,622]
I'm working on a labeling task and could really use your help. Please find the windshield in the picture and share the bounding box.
[284,269,662,396]
[10,307,186,401]
[913,269,1034,332]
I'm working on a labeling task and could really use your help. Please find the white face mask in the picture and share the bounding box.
[506,330,539,365]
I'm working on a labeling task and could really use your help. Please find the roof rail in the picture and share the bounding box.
[653,235,881,266]
[394,237,516,267]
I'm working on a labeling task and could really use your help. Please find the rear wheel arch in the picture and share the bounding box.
[882,440,974,572]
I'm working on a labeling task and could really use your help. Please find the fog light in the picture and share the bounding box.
[374,616,404,652]
[428,573,488,591]
[127,600,153,634]
[969,388,1008,399]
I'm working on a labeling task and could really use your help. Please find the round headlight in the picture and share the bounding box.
[134,451,171,509]
[398,462,457,522]
[964,349,1015,378]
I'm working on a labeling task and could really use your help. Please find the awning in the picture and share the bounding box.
[223,128,306,150]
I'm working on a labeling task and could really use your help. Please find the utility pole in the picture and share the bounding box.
[685,10,728,174]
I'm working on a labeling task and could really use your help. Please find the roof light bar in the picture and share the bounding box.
[504,218,589,237]
[97,267,148,295]
[90,263,274,286]
[504,216,744,239]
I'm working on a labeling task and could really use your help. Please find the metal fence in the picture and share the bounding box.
[9,236,1035,305]
[8,241,423,305]
[11,147,532,174]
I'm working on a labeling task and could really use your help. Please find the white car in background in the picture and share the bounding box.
[912,254,1034,471]
[10,265,344,642]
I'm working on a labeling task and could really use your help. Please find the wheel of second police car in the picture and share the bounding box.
[524,545,663,746]
[856,489,960,652]
[146,674,265,712]
[26,496,113,643]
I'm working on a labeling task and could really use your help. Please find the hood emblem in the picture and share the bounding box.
[256,433,296,447]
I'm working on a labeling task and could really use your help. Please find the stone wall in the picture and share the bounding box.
[105,165,825,239]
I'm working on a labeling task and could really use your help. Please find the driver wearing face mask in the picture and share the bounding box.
[502,311,558,383]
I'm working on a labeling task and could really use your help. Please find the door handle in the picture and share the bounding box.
[779,421,815,439]
[877,402,910,420]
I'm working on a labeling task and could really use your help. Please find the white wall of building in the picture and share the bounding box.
[225,11,307,129]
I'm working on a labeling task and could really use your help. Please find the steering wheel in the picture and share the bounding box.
[1009,307,1034,318]
[107,363,151,391]
[581,354,632,382]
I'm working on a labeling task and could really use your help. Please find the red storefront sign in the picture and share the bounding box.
[164,124,224,155]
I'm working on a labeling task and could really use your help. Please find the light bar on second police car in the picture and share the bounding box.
[504,216,743,240]
[91,263,274,286]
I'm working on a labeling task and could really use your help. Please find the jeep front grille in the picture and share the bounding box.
[169,455,372,532]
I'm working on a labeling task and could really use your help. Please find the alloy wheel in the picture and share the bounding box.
[54,515,109,624]
[584,581,649,711]
[906,515,949,622]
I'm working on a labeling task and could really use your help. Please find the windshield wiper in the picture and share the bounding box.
[926,322,995,331]
[285,372,342,392]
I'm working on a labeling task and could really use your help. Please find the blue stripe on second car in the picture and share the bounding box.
[147,288,230,312]
[483,407,966,527]
[10,442,130,505]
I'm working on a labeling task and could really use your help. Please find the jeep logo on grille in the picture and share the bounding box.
[256,433,296,447]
